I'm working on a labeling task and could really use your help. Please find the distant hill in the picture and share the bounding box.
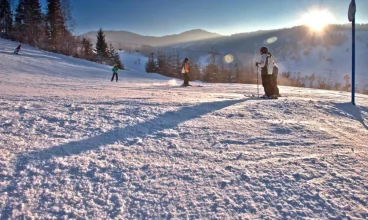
[82,29,223,48]
[159,24,368,88]
[82,24,368,88]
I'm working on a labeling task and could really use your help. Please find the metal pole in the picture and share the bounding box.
[257,66,259,97]
[352,18,356,105]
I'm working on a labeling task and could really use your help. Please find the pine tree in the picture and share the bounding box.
[46,0,68,51]
[81,37,93,60]
[113,51,124,69]
[190,63,201,81]
[0,0,13,37]
[25,0,43,45]
[60,0,74,32]
[107,42,115,59]
[13,0,43,45]
[156,50,167,76]
[14,0,25,41]
[14,0,25,28]
[203,63,220,82]
[145,52,157,73]
[96,28,108,58]
[167,51,174,77]
[107,42,124,69]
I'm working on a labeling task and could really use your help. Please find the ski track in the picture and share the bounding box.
[0,39,368,219]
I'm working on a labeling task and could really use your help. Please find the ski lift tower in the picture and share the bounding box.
[348,0,356,105]
[208,45,220,65]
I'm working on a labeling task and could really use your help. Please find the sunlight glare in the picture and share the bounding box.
[266,37,278,44]
[224,54,234,64]
[301,9,335,31]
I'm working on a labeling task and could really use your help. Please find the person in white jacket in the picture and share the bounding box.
[256,47,277,99]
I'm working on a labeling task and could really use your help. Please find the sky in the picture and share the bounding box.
[30,0,368,36]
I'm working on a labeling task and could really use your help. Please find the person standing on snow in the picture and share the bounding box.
[111,64,119,82]
[256,47,277,99]
[14,45,21,54]
[181,57,190,86]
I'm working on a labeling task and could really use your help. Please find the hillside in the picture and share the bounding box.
[163,25,368,89]
[82,29,223,48]
[0,38,368,219]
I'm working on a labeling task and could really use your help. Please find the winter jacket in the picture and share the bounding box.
[181,62,189,73]
[112,66,119,73]
[184,62,189,73]
[257,53,273,75]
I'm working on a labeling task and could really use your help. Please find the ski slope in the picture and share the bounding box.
[118,50,148,73]
[0,38,368,219]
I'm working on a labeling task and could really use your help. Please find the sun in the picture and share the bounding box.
[301,9,335,31]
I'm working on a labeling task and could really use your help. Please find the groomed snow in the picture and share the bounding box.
[0,39,367,219]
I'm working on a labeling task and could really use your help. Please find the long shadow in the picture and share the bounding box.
[332,102,368,131]
[0,98,244,218]
[38,99,244,160]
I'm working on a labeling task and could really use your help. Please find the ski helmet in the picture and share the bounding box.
[260,47,268,54]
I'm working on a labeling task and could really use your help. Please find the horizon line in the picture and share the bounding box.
[79,22,367,37]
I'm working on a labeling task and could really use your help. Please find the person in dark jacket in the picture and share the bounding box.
[14,45,21,54]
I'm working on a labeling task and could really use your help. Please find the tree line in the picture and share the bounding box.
[145,50,368,94]
[0,0,123,69]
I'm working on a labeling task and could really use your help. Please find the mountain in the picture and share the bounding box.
[1,38,368,219]
[161,24,368,89]
[82,29,223,48]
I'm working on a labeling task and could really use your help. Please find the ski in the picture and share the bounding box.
[181,84,204,87]
[244,94,279,99]
[244,94,257,98]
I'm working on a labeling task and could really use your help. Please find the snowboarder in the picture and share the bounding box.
[272,61,281,97]
[111,64,119,82]
[181,57,190,86]
[14,45,21,54]
[256,47,277,99]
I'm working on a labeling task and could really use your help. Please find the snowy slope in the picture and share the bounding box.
[0,39,368,219]
[118,50,148,73]
[0,39,176,86]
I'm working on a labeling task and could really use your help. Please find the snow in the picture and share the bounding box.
[275,30,368,88]
[118,51,148,73]
[0,38,368,219]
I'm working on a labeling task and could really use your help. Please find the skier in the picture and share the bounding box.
[14,45,21,54]
[272,61,280,97]
[181,57,190,86]
[111,64,119,82]
[256,47,277,99]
